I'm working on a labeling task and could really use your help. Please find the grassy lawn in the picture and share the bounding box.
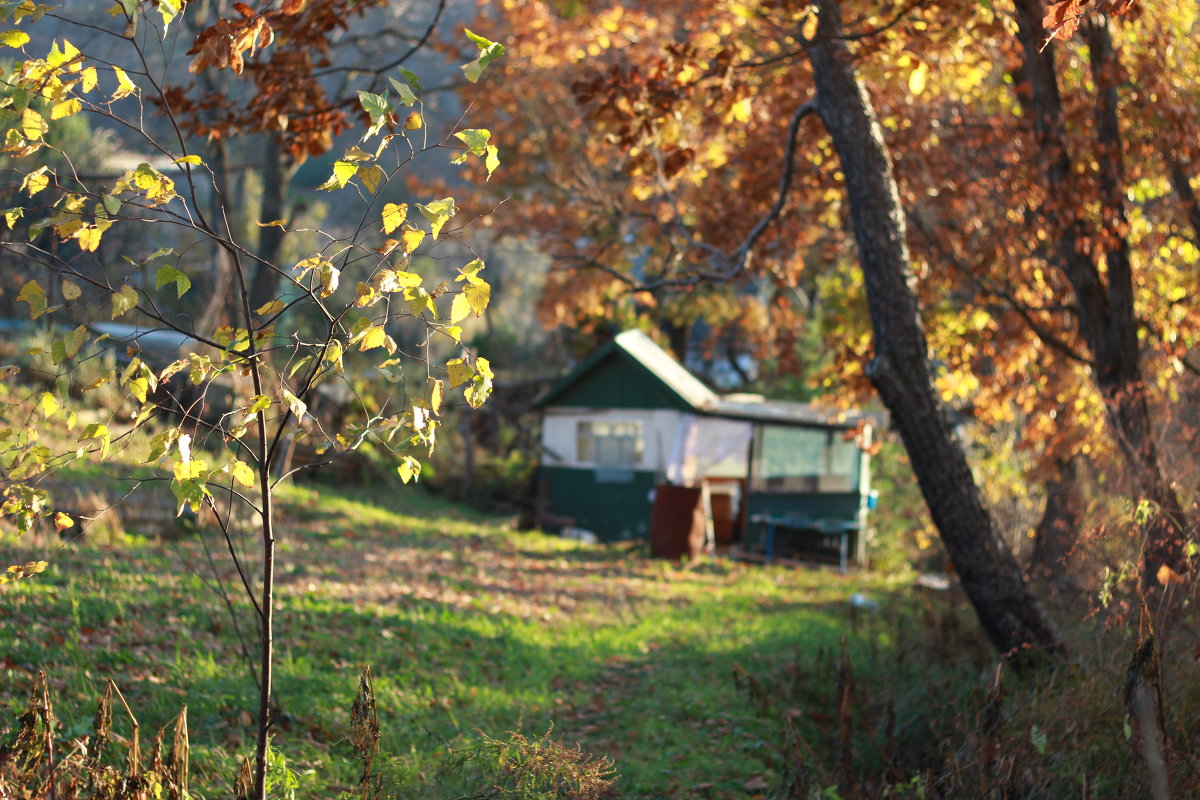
[1,481,918,798]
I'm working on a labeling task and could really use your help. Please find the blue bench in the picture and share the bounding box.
[750,513,861,574]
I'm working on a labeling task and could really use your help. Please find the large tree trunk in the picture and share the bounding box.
[1011,2,1190,588]
[807,0,1064,663]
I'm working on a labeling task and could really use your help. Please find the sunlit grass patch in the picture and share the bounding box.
[2,481,891,798]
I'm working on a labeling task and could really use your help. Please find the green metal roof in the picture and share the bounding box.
[538,329,879,428]
[537,330,717,411]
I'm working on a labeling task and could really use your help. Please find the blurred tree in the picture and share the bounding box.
[460,0,1200,644]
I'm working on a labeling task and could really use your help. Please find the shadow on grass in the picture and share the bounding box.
[1,539,896,799]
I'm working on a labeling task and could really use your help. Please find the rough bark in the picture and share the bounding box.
[806,0,1064,663]
[1012,2,1190,587]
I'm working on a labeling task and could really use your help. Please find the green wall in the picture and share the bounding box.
[542,465,657,542]
[547,352,690,411]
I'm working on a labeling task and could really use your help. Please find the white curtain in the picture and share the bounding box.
[667,414,753,485]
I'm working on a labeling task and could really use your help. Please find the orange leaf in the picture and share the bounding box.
[1156,564,1185,586]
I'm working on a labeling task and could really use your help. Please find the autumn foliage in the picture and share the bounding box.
[165,0,387,159]
[467,0,1200,598]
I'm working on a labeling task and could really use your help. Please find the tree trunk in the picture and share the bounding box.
[807,0,1064,664]
[195,138,237,334]
[249,137,296,312]
[1031,457,1084,580]
[1011,2,1190,588]
[1167,160,1200,245]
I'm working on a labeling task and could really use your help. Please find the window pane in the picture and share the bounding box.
[576,421,593,462]
[576,420,643,468]
[829,437,858,477]
[753,426,860,493]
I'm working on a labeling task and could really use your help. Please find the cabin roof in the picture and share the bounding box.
[538,330,875,429]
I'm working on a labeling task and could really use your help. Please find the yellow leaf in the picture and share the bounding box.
[61,279,81,300]
[317,160,357,191]
[381,202,407,234]
[355,282,381,307]
[396,456,421,484]
[449,292,471,323]
[20,108,46,141]
[728,97,752,123]
[112,65,137,100]
[1,560,48,584]
[456,258,485,283]
[256,299,285,315]
[446,357,473,388]
[357,164,384,194]
[356,325,387,351]
[281,389,307,422]
[465,357,493,408]
[80,66,97,92]
[389,271,422,288]
[50,98,81,120]
[464,281,490,316]
[318,262,340,298]
[174,154,202,165]
[47,38,80,68]
[908,60,928,95]
[53,512,73,532]
[21,166,50,196]
[404,111,423,130]
[323,339,344,370]
[801,9,819,40]
[131,162,176,204]
[39,392,58,417]
[111,285,138,318]
[341,145,372,161]
[18,280,46,319]
[400,226,425,254]
[0,30,30,47]
[417,197,457,239]
[76,226,103,252]
[231,460,255,488]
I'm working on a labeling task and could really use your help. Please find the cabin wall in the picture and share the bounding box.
[540,406,682,542]
[541,407,682,474]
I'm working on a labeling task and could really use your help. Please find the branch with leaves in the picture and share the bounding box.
[0,4,506,799]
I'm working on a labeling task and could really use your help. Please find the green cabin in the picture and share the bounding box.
[536,330,878,568]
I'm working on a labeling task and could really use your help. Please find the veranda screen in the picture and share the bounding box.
[751,426,860,493]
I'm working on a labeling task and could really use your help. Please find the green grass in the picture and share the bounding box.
[1,480,914,798]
